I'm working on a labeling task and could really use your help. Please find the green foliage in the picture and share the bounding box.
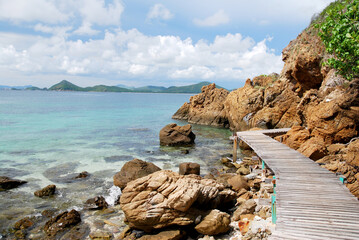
[317,0,359,80]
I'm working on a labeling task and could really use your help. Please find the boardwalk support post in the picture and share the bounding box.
[232,133,237,163]
[272,176,277,224]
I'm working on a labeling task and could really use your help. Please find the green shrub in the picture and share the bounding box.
[317,0,359,80]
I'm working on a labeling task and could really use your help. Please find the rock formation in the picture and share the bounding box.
[159,123,196,146]
[0,176,27,191]
[34,184,56,197]
[120,170,237,232]
[113,158,161,190]
[172,83,229,128]
[44,209,81,237]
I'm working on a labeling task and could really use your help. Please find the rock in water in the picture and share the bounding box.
[195,209,231,235]
[44,209,81,237]
[34,184,56,197]
[120,170,236,231]
[0,176,27,190]
[179,162,200,175]
[159,123,196,146]
[85,196,108,210]
[113,158,161,190]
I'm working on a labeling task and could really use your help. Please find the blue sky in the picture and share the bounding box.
[0,0,334,89]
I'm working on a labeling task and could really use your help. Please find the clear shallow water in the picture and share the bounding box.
[0,90,234,235]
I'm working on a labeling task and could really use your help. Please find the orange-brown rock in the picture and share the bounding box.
[224,79,264,130]
[279,126,310,150]
[172,83,229,128]
[252,73,279,88]
[281,28,326,90]
[343,139,359,168]
[195,209,231,235]
[297,137,327,161]
[159,123,196,146]
[120,170,236,231]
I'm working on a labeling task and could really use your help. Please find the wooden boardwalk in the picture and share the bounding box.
[236,129,359,240]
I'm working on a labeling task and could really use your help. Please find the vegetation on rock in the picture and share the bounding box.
[317,0,359,80]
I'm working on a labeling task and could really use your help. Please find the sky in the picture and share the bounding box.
[0,0,334,89]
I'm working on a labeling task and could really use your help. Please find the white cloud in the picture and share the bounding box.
[193,10,230,27]
[0,30,283,85]
[73,22,100,36]
[78,0,123,26]
[0,0,68,23]
[147,4,174,21]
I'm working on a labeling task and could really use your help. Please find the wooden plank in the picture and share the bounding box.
[236,128,359,239]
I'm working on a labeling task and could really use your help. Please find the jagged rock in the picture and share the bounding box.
[278,126,310,150]
[233,199,257,221]
[85,196,108,210]
[120,170,236,231]
[298,137,328,161]
[281,29,326,90]
[343,139,359,168]
[172,83,229,128]
[195,209,230,235]
[0,176,27,190]
[252,74,279,88]
[179,162,200,175]
[89,231,113,240]
[34,184,56,197]
[44,209,81,237]
[227,175,250,191]
[14,217,34,230]
[224,79,264,131]
[113,158,161,190]
[159,123,196,146]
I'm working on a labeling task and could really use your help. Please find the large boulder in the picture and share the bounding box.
[159,123,196,146]
[0,176,27,191]
[120,170,236,231]
[195,209,231,235]
[172,83,229,128]
[113,158,161,190]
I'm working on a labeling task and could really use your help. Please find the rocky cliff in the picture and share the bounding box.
[172,25,359,198]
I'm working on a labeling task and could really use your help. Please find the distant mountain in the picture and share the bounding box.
[133,86,167,93]
[163,81,224,93]
[40,80,225,93]
[0,85,33,90]
[49,80,84,91]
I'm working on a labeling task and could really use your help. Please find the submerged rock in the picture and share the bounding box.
[85,196,108,210]
[34,184,56,197]
[159,123,196,146]
[44,209,81,237]
[113,158,161,190]
[0,176,27,191]
[120,170,236,231]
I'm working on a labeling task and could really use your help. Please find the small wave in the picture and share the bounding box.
[105,185,122,206]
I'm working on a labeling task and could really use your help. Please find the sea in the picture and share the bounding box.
[0,90,237,237]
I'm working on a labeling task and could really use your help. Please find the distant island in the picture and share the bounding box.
[0,80,225,94]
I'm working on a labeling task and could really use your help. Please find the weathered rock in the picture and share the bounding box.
[343,139,359,168]
[179,162,200,175]
[281,28,326,90]
[298,137,328,161]
[44,209,81,237]
[227,175,250,192]
[159,123,196,146]
[85,196,108,210]
[34,184,56,197]
[113,158,161,190]
[224,79,264,131]
[233,199,257,221]
[172,84,229,128]
[14,217,34,230]
[252,74,279,88]
[138,230,185,240]
[195,209,230,235]
[236,166,250,175]
[278,126,310,150]
[120,170,236,231]
[0,176,27,191]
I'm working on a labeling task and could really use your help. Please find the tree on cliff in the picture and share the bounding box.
[317,0,359,80]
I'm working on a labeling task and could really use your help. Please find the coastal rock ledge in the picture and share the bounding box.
[120,170,236,232]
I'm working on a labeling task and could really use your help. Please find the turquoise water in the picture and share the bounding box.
[0,90,233,235]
